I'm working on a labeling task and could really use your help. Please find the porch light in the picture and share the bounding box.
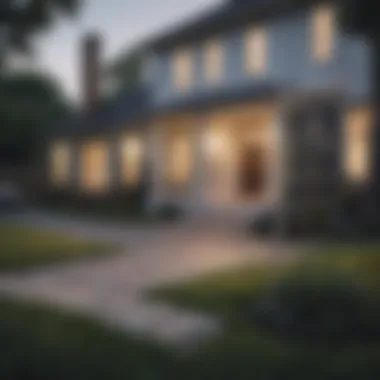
[123,137,142,158]
[204,129,227,156]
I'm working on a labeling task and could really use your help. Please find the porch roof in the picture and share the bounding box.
[52,86,153,139]
[52,83,282,139]
[155,84,281,116]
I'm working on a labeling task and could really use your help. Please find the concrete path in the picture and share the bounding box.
[0,211,298,348]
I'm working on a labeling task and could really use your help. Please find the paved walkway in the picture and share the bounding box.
[0,211,298,348]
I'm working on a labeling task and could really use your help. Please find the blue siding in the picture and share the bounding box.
[145,7,372,107]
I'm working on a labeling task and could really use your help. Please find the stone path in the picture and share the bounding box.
[0,211,298,347]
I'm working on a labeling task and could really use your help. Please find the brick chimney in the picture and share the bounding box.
[81,32,101,111]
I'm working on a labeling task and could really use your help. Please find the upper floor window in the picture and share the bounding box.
[204,39,224,84]
[311,5,336,63]
[172,48,193,91]
[245,26,268,76]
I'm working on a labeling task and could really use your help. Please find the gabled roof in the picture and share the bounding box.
[146,0,320,52]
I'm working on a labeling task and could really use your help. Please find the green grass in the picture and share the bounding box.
[0,223,113,271]
[2,237,380,379]
[1,294,380,380]
[38,203,156,224]
[0,297,180,380]
[148,244,380,379]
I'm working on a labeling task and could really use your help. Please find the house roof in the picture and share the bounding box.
[53,0,325,139]
[156,83,281,115]
[52,86,152,138]
[53,81,282,139]
[146,0,320,52]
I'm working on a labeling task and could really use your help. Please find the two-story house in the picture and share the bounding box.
[49,0,373,223]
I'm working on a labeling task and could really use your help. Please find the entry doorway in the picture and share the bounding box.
[238,142,266,199]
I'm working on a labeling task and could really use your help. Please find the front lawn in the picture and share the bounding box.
[0,222,113,271]
[0,297,179,380]
[2,244,380,380]
[150,244,380,379]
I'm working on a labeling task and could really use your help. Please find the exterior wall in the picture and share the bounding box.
[147,102,282,219]
[145,6,372,107]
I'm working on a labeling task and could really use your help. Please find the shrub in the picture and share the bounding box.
[155,203,183,221]
[247,211,276,238]
[251,269,380,344]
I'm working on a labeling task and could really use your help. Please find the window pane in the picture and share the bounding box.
[165,128,192,188]
[81,141,109,192]
[173,48,193,91]
[245,26,268,76]
[121,135,143,187]
[312,5,335,62]
[344,107,372,184]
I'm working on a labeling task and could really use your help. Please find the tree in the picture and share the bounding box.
[0,72,72,165]
[0,0,81,67]
[104,48,143,97]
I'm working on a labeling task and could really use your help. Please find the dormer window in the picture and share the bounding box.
[204,39,224,84]
[245,26,268,76]
[172,48,193,91]
[311,5,336,63]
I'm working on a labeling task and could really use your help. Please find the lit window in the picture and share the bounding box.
[80,141,109,193]
[204,39,224,84]
[172,48,193,91]
[312,5,335,63]
[245,26,268,76]
[50,141,70,186]
[344,107,372,184]
[121,135,143,187]
[165,128,192,187]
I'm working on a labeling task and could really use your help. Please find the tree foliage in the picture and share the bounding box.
[0,0,81,65]
[105,48,143,96]
[0,72,72,165]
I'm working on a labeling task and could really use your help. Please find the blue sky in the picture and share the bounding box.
[33,0,223,101]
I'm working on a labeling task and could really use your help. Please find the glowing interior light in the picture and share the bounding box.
[204,130,226,156]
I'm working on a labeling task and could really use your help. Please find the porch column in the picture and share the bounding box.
[145,123,165,212]
[108,136,120,191]
[188,115,208,214]
[71,139,81,191]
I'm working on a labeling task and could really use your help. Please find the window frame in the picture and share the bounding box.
[172,47,193,92]
[311,4,336,64]
[343,106,373,185]
[120,133,144,188]
[244,25,269,77]
[80,140,110,193]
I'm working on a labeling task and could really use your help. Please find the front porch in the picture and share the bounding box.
[147,101,282,219]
